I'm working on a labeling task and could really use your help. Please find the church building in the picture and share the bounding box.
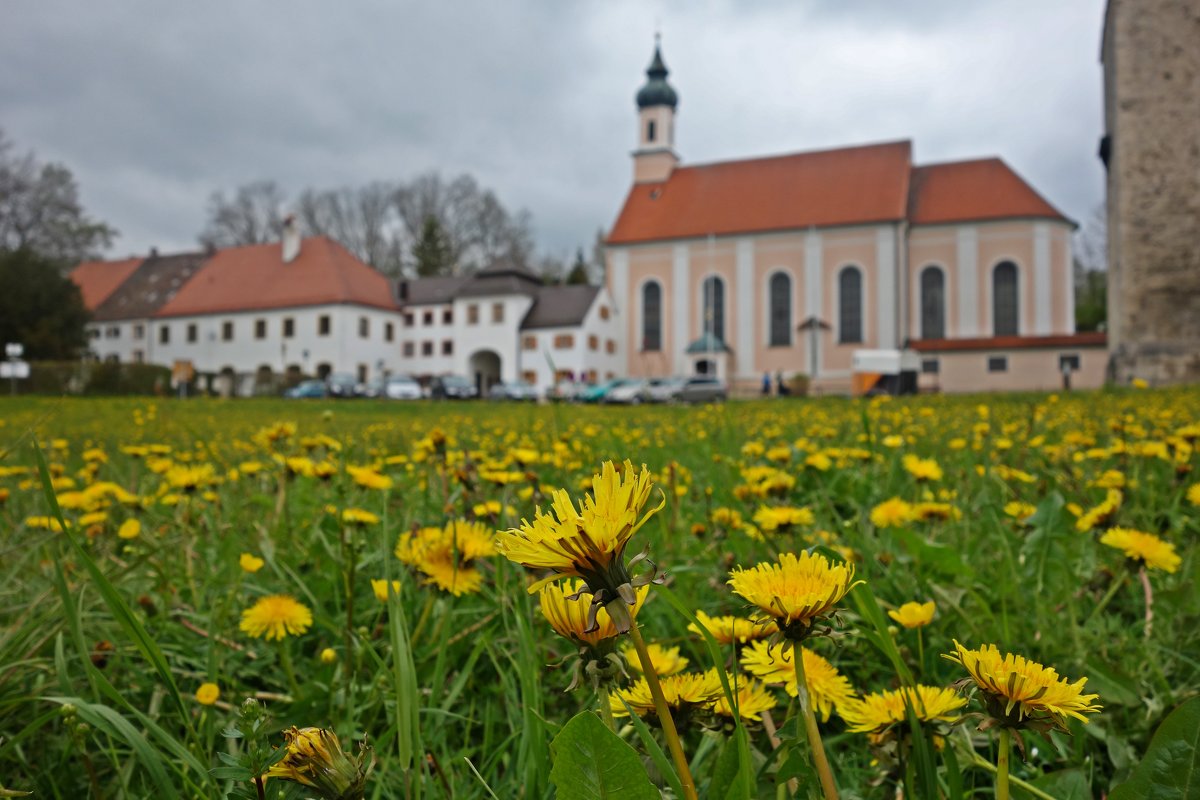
[605,42,1107,394]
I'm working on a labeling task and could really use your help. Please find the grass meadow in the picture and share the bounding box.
[0,389,1197,799]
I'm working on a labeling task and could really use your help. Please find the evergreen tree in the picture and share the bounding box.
[412,215,453,277]
[565,247,590,285]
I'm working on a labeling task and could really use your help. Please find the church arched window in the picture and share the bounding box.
[993,261,1019,336]
[642,281,662,351]
[838,266,863,344]
[768,272,792,346]
[920,266,946,340]
[702,275,726,342]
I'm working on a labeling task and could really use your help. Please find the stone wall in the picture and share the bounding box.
[1103,0,1200,385]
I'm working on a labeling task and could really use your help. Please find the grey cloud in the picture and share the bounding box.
[1,0,1107,259]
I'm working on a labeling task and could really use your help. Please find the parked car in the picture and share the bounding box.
[384,375,423,400]
[604,378,650,405]
[579,378,625,403]
[546,380,585,403]
[430,374,478,400]
[489,381,538,401]
[284,379,327,399]
[359,376,387,398]
[646,376,687,403]
[327,372,359,398]
[674,376,728,403]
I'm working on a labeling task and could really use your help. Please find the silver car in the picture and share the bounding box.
[646,376,687,403]
[604,379,650,405]
[674,376,728,403]
[385,375,423,400]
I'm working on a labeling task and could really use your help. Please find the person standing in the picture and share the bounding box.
[762,372,772,396]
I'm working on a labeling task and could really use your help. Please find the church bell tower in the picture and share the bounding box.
[633,35,680,184]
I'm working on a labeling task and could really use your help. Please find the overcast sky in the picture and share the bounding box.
[1,0,1108,262]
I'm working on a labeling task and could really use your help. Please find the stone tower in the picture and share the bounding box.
[633,36,680,184]
[1101,0,1200,384]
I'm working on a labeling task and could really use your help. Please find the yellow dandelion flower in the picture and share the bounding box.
[943,641,1101,728]
[911,501,960,522]
[319,648,338,665]
[24,515,64,531]
[347,466,393,491]
[495,460,664,614]
[621,642,689,676]
[687,610,777,645]
[610,670,725,719]
[340,507,380,526]
[1075,489,1122,532]
[1186,483,1200,507]
[711,677,778,722]
[752,505,815,533]
[239,595,313,640]
[371,579,402,601]
[539,579,648,648]
[838,685,965,734]
[870,497,913,528]
[1099,528,1181,573]
[79,511,108,528]
[740,641,855,721]
[728,551,862,640]
[888,600,936,629]
[239,553,265,573]
[118,518,141,539]
[195,682,220,706]
[1004,501,1036,523]
[902,454,944,481]
[397,520,495,596]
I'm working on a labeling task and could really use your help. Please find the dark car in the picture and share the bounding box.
[326,372,359,398]
[431,374,478,400]
[284,379,328,399]
[674,376,728,403]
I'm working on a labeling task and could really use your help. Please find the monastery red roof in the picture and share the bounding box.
[607,141,914,245]
[911,332,1106,352]
[907,159,1069,226]
[70,257,145,310]
[154,236,394,317]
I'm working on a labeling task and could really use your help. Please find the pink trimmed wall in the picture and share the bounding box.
[976,223,1035,336]
[626,247,674,378]
[822,233,879,373]
[907,230,957,340]
[917,346,1106,393]
[752,234,806,375]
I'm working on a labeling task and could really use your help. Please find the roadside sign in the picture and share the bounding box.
[0,360,30,379]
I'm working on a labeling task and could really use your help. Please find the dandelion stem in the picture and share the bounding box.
[996,728,1011,800]
[599,687,617,732]
[793,644,838,800]
[1138,565,1154,638]
[610,601,697,800]
[1085,571,1127,624]
[279,641,299,698]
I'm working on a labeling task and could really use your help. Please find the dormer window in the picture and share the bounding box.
[647,120,656,143]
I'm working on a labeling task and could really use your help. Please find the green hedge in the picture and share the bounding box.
[11,361,174,396]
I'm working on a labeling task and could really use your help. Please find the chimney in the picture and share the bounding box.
[281,214,301,263]
[149,246,159,258]
[397,280,409,301]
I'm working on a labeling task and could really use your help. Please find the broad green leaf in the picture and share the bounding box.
[1109,696,1200,800]
[1013,769,1092,800]
[549,711,658,800]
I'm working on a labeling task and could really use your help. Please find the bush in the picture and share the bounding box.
[15,361,173,396]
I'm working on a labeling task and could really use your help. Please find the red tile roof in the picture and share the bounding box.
[607,140,914,245]
[907,159,1069,226]
[911,332,1106,352]
[154,236,395,317]
[70,257,145,311]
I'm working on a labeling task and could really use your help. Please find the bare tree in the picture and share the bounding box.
[0,129,117,265]
[298,183,406,276]
[199,180,286,248]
